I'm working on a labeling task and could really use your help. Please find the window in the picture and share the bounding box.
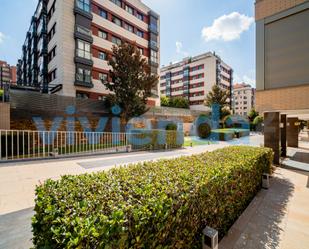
[48,46,56,63]
[150,50,158,64]
[138,48,144,55]
[47,1,56,22]
[110,0,121,7]
[76,67,91,83]
[76,0,90,12]
[150,16,158,32]
[47,23,56,42]
[136,12,143,21]
[48,68,57,82]
[99,8,107,18]
[136,29,144,38]
[98,51,106,60]
[124,23,133,33]
[125,5,133,15]
[112,16,122,26]
[77,40,91,60]
[98,30,107,39]
[76,92,89,99]
[77,25,91,36]
[112,36,121,45]
[99,73,108,82]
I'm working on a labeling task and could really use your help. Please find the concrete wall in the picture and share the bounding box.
[0,103,10,130]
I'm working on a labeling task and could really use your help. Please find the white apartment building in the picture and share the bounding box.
[160,52,233,111]
[233,83,256,116]
[17,0,160,106]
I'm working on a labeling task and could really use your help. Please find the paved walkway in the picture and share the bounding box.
[220,167,309,249]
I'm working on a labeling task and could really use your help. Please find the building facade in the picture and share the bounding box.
[160,52,233,111]
[256,0,309,113]
[233,83,255,116]
[0,60,17,85]
[16,0,160,106]
[255,0,309,164]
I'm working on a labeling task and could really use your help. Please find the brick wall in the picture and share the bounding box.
[256,85,309,113]
[255,0,307,20]
[0,103,10,130]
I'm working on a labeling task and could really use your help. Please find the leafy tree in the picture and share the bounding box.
[104,42,158,121]
[160,96,190,109]
[253,116,264,125]
[160,95,170,107]
[205,85,230,119]
[169,96,190,109]
[248,108,259,122]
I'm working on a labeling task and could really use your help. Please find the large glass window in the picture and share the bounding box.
[136,12,143,21]
[150,16,158,32]
[99,8,107,19]
[98,30,107,39]
[112,16,122,26]
[76,0,90,13]
[136,30,144,38]
[110,0,121,7]
[77,40,91,60]
[99,73,108,82]
[112,36,121,45]
[125,5,133,15]
[98,51,106,60]
[124,23,133,33]
[76,67,91,83]
[150,50,158,63]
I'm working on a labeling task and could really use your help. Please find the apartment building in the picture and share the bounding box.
[0,60,17,85]
[16,0,160,106]
[160,52,233,111]
[255,0,309,163]
[233,83,255,116]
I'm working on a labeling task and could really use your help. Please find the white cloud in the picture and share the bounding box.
[0,32,5,44]
[234,73,256,87]
[202,12,254,42]
[175,41,189,57]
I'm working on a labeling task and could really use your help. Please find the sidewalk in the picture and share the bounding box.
[220,167,309,249]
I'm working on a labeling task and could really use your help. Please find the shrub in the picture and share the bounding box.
[129,129,183,150]
[32,146,273,248]
[198,123,211,139]
[165,123,177,131]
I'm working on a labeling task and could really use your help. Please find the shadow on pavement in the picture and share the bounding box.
[220,173,294,249]
[0,208,34,249]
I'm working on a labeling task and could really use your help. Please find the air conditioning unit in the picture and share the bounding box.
[202,226,218,249]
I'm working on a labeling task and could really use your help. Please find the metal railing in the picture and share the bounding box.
[0,130,184,162]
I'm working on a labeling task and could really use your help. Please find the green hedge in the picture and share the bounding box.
[32,146,273,248]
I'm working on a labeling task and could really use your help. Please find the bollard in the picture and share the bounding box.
[164,144,168,150]
[126,145,132,153]
[202,226,218,249]
[262,173,270,189]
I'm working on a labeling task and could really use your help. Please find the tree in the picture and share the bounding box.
[248,108,259,122]
[205,85,230,120]
[169,96,190,109]
[160,95,169,107]
[103,42,158,121]
[160,95,190,109]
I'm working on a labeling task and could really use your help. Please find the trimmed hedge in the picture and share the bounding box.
[32,146,273,248]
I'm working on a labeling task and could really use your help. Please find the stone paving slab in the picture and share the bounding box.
[220,168,309,249]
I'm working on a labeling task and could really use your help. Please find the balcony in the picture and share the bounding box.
[74,73,93,88]
[74,25,93,43]
[74,49,93,66]
[74,0,93,20]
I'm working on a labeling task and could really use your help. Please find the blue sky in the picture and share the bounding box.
[0,0,256,86]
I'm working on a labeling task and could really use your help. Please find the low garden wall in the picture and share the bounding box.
[32,146,273,248]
